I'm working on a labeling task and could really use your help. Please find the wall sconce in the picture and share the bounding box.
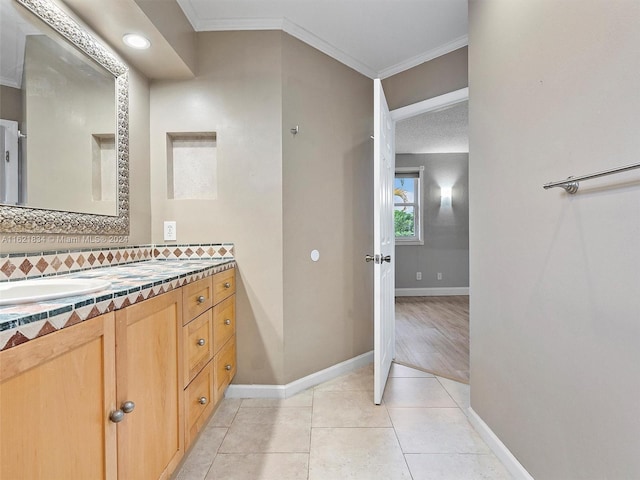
[440,186,452,207]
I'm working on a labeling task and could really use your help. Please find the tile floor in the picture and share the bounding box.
[174,363,513,480]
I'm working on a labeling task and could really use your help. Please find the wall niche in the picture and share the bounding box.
[167,132,217,200]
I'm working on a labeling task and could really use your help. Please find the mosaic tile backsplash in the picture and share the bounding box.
[0,243,234,281]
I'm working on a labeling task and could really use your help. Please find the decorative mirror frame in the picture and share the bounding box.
[0,0,129,234]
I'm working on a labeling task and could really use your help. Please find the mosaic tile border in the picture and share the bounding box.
[0,260,235,351]
[0,243,234,281]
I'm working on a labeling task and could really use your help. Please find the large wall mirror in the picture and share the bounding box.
[0,0,129,234]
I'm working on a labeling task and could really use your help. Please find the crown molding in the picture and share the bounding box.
[378,34,468,79]
[177,1,466,80]
[281,18,377,79]
[187,14,377,78]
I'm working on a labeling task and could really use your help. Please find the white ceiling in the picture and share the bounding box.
[396,101,468,154]
[176,0,468,79]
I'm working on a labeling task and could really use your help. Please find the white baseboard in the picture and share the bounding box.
[225,350,373,399]
[395,287,469,297]
[467,408,534,480]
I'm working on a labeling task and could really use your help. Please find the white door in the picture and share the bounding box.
[0,119,19,204]
[372,79,395,405]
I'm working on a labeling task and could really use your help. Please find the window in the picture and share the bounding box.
[394,166,424,245]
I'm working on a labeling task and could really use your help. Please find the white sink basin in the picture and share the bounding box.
[0,278,111,306]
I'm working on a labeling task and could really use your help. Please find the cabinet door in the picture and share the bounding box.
[116,290,184,480]
[0,313,117,480]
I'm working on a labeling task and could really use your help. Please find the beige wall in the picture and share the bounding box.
[149,31,285,384]
[281,33,373,383]
[382,47,468,111]
[126,68,152,245]
[0,85,23,125]
[149,31,374,385]
[133,0,197,75]
[469,0,640,477]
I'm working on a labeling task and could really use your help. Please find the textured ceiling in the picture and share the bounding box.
[177,0,468,79]
[396,101,468,154]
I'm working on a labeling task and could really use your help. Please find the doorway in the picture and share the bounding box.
[391,89,470,384]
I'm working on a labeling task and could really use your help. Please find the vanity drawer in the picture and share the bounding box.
[214,336,236,402]
[183,310,214,386]
[213,296,235,354]
[212,269,235,304]
[184,360,215,448]
[182,276,213,325]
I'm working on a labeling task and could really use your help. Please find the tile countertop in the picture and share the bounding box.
[0,259,236,351]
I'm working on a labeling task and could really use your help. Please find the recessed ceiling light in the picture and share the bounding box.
[122,33,151,50]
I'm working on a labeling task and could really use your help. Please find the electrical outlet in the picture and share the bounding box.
[416,272,422,280]
[437,272,443,281]
[164,221,177,241]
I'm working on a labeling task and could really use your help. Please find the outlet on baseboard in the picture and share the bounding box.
[416,272,422,280]
[437,272,443,281]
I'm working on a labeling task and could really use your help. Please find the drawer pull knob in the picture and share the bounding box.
[224,319,231,326]
[225,364,232,371]
[197,295,206,304]
[223,282,231,289]
[197,338,206,346]
[198,396,208,405]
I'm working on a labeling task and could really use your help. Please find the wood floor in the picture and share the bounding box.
[394,296,469,384]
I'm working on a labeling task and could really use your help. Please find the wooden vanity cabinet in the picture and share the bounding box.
[0,266,236,479]
[182,268,237,448]
[115,289,184,480]
[0,313,117,480]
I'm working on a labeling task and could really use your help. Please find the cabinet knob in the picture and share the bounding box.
[121,400,135,414]
[109,401,135,423]
[224,319,231,326]
[225,364,232,371]
[198,396,208,405]
[223,282,231,289]
[197,295,206,304]
[109,410,125,423]
[197,338,206,346]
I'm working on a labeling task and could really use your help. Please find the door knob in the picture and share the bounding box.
[382,255,391,263]
[365,254,376,263]
[197,295,205,304]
